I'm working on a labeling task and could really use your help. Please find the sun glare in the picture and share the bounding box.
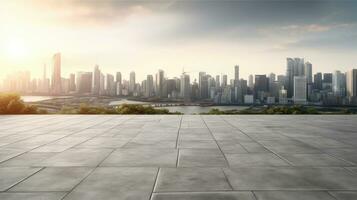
[6,38,28,60]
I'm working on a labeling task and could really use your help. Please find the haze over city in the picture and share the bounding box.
[1,0,357,81]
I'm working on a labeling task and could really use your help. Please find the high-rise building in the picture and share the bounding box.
[332,70,346,96]
[116,72,122,84]
[145,75,154,97]
[346,69,357,99]
[129,71,136,94]
[222,75,228,87]
[76,72,92,94]
[234,65,239,86]
[254,75,269,101]
[305,62,313,84]
[314,72,323,90]
[248,74,254,88]
[92,65,101,95]
[199,72,209,99]
[69,73,76,92]
[215,75,220,88]
[323,73,333,91]
[180,73,190,101]
[106,74,115,96]
[156,70,165,98]
[52,53,62,95]
[293,76,307,104]
[285,57,305,98]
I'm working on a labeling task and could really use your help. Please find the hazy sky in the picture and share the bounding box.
[0,0,356,81]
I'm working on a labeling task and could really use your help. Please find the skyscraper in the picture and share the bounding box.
[254,75,269,100]
[199,72,209,99]
[129,71,136,94]
[69,73,76,92]
[222,75,228,87]
[346,69,357,100]
[332,70,346,96]
[146,75,154,97]
[52,53,62,95]
[116,72,122,84]
[314,72,323,90]
[92,65,101,95]
[304,62,313,84]
[215,75,220,88]
[285,58,305,98]
[180,73,190,101]
[293,76,307,104]
[234,65,239,86]
[248,74,254,88]
[76,72,92,94]
[156,70,165,98]
[106,74,115,96]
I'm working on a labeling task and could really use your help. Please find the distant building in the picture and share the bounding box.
[293,76,307,104]
[145,75,154,97]
[77,72,92,94]
[156,70,166,98]
[234,65,239,86]
[129,71,136,94]
[92,65,101,95]
[69,73,76,92]
[180,74,190,101]
[222,75,228,87]
[346,69,357,103]
[106,74,115,96]
[248,74,254,89]
[332,70,346,96]
[199,72,209,99]
[279,87,288,104]
[244,95,254,104]
[52,53,62,95]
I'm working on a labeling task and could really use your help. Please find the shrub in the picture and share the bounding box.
[0,93,39,114]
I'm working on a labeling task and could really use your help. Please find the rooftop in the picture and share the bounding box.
[0,115,357,200]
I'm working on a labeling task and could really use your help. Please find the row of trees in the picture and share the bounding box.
[0,93,43,114]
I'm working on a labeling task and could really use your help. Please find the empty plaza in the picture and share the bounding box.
[0,115,357,200]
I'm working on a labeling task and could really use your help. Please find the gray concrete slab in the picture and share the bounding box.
[1,115,357,199]
[0,192,66,200]
[101,148,178,167]
[11,167,93,191]
[63,167,157,200]
[151,192,255,200]
[254,191,336,200]
[155,168,232,192]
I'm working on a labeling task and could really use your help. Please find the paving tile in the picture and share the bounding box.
[329,191,357,200]
[217,140,248,153]
[223,167,316,190]
[63,167,157,200]
[254,191,336,200]
[0,167,42,191]
[178,140,219,149]
[124,140,176,148]
[152,192,255,200]
[0,152,56,166]
[279,153,353,166]
[11,167,93,191]
[101,148,177,167]
[0,192,66,200]
[155,168,232,192]
[178,149,228,167]
[39,148,112,167]
[225,153,290,167]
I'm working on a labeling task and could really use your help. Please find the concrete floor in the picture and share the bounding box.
[0,115,357,200]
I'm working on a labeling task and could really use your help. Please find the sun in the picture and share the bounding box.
[6,38,28,60]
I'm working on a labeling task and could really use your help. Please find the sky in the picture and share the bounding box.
[0,0,356,82]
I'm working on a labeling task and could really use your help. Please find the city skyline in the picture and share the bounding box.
[1,0,357,80]
[1,52,357,106]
